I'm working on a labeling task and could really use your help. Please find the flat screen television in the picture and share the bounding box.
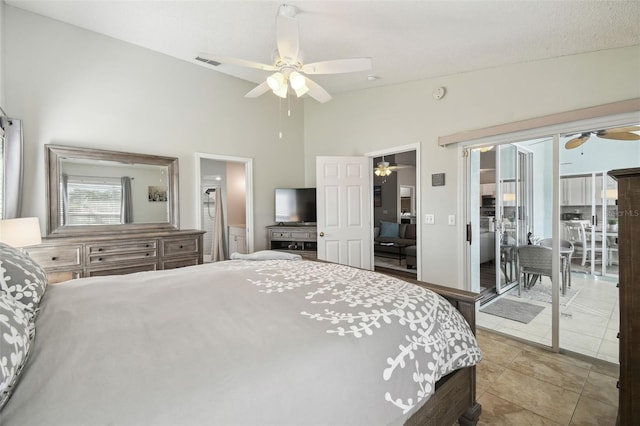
[275,188,317,224]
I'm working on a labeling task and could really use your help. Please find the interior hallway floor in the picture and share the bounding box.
[476,328,619,425]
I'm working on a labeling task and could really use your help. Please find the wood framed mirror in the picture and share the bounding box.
[46,145,179,237]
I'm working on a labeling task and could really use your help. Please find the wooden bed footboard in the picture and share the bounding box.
[404,278,483,426]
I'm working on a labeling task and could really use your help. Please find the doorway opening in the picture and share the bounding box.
[367,145,420,279]
[195,153,254,262]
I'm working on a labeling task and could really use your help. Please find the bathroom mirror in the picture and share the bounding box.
[46,145,179,237]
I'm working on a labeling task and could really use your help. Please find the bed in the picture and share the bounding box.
[1,245,482,425]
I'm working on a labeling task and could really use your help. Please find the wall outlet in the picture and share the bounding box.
[448,215,455,226]
[425,214,435,225]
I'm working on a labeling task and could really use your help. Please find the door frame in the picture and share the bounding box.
[194,152,254,254]
[366,143,421,280]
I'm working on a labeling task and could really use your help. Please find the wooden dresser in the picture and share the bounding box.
[608,168,639,425]
[25,230,205,284]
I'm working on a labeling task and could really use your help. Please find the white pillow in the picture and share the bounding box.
[230,250,302,261]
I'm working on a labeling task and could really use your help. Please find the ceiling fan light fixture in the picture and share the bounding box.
[272,84,288,98]
[267,72,286,92]
[374,161,392,176]
[289,71,306,90]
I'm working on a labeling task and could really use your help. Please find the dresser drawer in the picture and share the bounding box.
[290,231,316,241]
[88,240,157,255]
[26,245,82,268]
[162,237,200,257]
[87,262,158,277]
[47,270,82,284]
[87,240,157,265]
[162,257,199,270]
[270,231,291,240]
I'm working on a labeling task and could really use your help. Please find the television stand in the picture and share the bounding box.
[267,224,317,260]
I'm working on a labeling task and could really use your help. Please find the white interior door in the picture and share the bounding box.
[316,156,372,270]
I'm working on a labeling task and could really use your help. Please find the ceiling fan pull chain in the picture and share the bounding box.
[279,97,283,139]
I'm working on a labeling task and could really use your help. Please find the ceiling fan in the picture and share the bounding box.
[565,126,640,149]
[196,4,372,103]
[374,157,411,176]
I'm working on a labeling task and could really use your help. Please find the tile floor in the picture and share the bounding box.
[477,273,619,363]
[476,328,619,425]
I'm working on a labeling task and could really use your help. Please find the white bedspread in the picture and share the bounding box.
[0,260,481,426]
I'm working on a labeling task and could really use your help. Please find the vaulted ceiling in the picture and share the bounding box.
[6,1,640,98]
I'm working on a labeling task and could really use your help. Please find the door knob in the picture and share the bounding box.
[319,232,325,237]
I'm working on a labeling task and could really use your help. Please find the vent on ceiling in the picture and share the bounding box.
[195,56,221,66]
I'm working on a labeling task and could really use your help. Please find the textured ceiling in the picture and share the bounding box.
[6,0,640,98]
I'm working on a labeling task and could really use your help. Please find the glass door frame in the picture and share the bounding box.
[494,145,533,296]
[461,106,638,354]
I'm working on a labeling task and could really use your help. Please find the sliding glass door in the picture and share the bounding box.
[560,172,618,277]
[471,116,637,360]
[494,145,532,295]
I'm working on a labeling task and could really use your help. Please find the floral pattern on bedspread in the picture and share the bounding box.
[240,260,482,414]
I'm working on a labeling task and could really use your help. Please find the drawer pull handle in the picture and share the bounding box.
[145,244,150,248]
[98,257,103,261]
[98,248,103,252]
[51,256,58,261]
[180,245,184,249]
[146,253,150,256]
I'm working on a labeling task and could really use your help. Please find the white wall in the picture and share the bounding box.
[304,45,640,288]
[5,6,639,290]
[4,6,306,250]
[0,1,5,106]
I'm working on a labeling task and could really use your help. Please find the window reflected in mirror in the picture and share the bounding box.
[46,145,179,237]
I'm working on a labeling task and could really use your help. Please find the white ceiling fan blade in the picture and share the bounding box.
[196,53,277,72]
[389,164,412,170]
[301,58,372,75]
[276,14,300,63]
[244,81,271,99]
[305,77,332,103]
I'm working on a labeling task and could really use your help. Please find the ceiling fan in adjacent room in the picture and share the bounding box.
[374,157,410,176]
[564,126,640,149]
[196,4,372,103]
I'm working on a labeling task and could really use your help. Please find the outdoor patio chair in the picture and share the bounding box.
[539,238,574,290]
[517,245,568,296]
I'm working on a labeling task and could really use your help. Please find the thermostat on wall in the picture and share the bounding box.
[432,173,445,186]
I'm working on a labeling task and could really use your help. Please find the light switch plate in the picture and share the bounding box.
[425,214,435,225]
[448,215,455,226]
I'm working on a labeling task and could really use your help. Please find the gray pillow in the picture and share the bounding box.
[379,221,399,238]
[0,291,35,410]
[0,243,48,318]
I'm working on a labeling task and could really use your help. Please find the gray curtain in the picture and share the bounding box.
[0,117,23,219]
[61,173,69,225]
[121,176,133,224]
[211,189,226,261]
